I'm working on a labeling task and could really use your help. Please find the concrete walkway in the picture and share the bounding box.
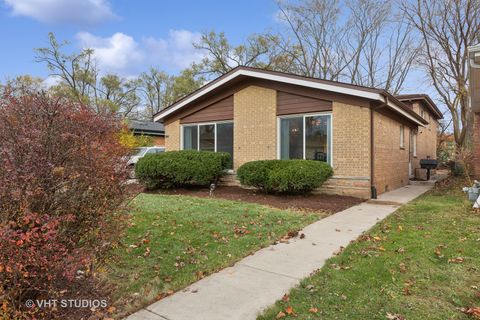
[127,184,432,320]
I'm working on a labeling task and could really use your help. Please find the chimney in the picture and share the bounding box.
[469,44,480,178]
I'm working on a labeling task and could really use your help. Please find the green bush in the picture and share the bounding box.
[237,160,333,194]
[135,150,230,189]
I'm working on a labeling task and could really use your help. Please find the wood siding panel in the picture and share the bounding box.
[181,95,233,124]
[277,91,332,115]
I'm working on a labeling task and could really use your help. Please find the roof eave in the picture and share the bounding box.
[154,67,425,126]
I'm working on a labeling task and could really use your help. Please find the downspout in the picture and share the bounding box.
[370,107,376,199]
[370,95,389,199]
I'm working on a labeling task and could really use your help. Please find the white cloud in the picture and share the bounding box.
[76,30,205,75]
[77,32,143,73]
[4,0,116,26]
[143,30,205,70]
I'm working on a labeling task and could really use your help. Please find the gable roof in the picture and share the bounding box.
[128,120,165,136]
[395,94,443,119]
[154,66,427,126]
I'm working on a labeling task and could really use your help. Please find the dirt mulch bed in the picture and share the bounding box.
[156,186,364,214]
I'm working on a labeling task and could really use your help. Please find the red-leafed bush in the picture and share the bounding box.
[0,93,131,318]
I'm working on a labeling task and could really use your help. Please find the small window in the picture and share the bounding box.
[413,133,417,157]
[400,125,405,148]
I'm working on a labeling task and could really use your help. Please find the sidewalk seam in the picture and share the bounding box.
[143,307,171,320]
[237,263,301,280]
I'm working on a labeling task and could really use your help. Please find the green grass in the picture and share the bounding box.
[258,179,480,320]
[106,193,321,316]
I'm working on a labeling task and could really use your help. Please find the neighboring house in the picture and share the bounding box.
[128,119,165,147]
[469,44,480,178]
[154,67,442,198]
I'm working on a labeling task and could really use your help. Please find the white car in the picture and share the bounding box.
[127,146,165,166]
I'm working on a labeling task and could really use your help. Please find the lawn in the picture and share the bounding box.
[106,193,323,317]
[259,178,480,320]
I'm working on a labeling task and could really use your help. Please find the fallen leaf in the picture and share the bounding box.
[399,263,407,273]
[397,225,403,231]
[299,233,305,239]
[107,306,116,314]
[448,257,464,264]
[276,311,286,319]
[309,307,318,313]
[386,312,405,320]
[460,306,480,318]
[285,306,294,315]
[281,294,289,302]
[378,246,386,251]
[143,247,151,257]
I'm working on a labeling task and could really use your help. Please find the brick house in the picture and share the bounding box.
[154,67,442,198]
[469,44,480,178]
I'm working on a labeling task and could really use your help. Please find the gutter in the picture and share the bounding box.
[369,98,389,199]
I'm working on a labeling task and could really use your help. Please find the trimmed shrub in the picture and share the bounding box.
[135,150,230,189]
[237,160,333,194]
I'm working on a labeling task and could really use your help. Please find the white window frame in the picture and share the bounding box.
[276,112,333,166]
[180,120,233,152]
[413,132,417,157]
[400,125,405,149]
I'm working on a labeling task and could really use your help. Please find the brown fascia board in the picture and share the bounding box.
[154,66,426,126]
[395,94,443,119]
[381,91,429,125]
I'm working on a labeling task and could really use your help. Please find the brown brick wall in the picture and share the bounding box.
[329,102,371,198]
[165,120,180,151]
[474,113,480,178]
[233,85,277,169]
[373,111,410,194]
[332,102,371,177]
[151,136,165,147]
[412,102,438,169]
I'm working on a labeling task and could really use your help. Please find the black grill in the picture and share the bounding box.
[419,159,438,180]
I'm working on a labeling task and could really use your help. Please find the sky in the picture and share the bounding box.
[0,0,438,103]
[0,0,280,80]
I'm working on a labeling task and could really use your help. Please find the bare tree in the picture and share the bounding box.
[401,0,480,148]
[36,33,141,118]
[138,68,175,119]
[274,0,351,80]
[193,31,293,77]
[273,0,419,93]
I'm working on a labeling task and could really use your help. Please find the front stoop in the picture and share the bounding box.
[126,185,432,320]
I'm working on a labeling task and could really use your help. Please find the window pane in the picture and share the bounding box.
[280,117,303,159]
[183,126,198,150]
[305,115,330,163]
[217,123,234,169]
[199,124,215,151]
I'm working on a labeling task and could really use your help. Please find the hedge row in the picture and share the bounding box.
[136,151,332,194]
[237,159,333,194]
[135,150,230,189]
